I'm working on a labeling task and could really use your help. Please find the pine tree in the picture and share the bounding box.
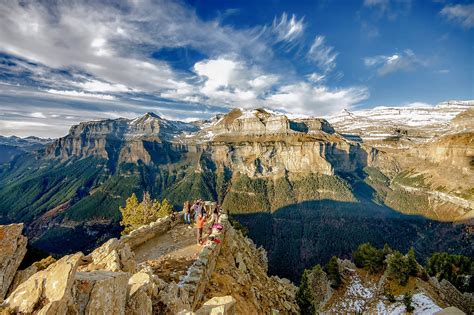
[296,269,316,315]
[387,251,410,286]
[403,293,415,312]
[326,256,342,289]
[119,193,141,235]
[119,193,174,235]
[158,198,174,217]
[353,243,385,273]
[407,247,418,276]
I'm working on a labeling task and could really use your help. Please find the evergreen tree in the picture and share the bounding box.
[353,243,385,273]
[403,293,414,312]
[326,256,342,289]
[387,251,410,286]
[407,247,418,276]
[382,244,393,257]
[119,192,174,235]
[119,193,141,235]
[296,269,316,315]
[158,198,174,217]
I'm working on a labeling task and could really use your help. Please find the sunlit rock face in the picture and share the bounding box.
[0,223,27,301]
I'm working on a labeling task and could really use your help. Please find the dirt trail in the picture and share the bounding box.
[133,223,203,282]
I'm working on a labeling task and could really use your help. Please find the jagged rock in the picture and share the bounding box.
[126,271,156,315]
[195,296,236,315]
[4,252,83,314]
[7,256,56,295]
[82,238,136,273]
[73,271,129,315]
[0,223,27,301]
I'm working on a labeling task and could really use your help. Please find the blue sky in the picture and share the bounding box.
[0,0,472,137]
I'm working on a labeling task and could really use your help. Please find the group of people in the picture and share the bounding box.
[182,199,222,245]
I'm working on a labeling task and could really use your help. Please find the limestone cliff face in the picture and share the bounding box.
[43,107,375,179]
[45,113,197,164]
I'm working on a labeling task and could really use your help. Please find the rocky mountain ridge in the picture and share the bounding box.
[0,135,53,163]
[325,100,474,145]
[0,101,472,283]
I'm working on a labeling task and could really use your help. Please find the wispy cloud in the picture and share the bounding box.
[440,4,474,28]
[307,36,338,74]
[271,13,305,43]
[45,89,117,100]
[364,49,424,75]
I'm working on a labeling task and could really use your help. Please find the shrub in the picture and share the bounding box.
[353,243,385,273]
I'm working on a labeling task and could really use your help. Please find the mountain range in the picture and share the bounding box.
[0,100,472,281]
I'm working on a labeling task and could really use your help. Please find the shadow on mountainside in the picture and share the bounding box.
[234,199,474,283]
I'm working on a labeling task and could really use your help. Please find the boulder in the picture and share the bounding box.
[8,256,56,295]
[126,271,156,315]
[195,296,236,315]
[4,252,83,314]
[82,238,136,273]
[0,223,27,301]
[74,271,129,315]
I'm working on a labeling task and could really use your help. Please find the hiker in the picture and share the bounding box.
[207,207,219,234]
[183,200,191,224]
[196,212,205,245]
[193,200,203,221]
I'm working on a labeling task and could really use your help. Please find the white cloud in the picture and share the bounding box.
[192,57,281,106]
[308,72,326,83]
[30,112,46,118]
[364,49,422,75]
[45,89,116,100]
[307,36,338,73]
[266,82,369,115]
[440,4,474,28]
[271,13,305,43]
[75,80,131,93]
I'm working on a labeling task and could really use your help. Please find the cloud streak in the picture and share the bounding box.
[364,49,424,76]
[440,4,474,29]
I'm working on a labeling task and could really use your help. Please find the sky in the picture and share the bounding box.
[0,0,472,138]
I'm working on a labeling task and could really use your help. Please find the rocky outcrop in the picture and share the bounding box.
[198,219,299,314]
[8,256,56,295]
[4,253,83,314]
[0,223,27,301]
[427,277,474,314]
[73,271,129,315]
[126,271,155,315]
[81,238,136,273]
